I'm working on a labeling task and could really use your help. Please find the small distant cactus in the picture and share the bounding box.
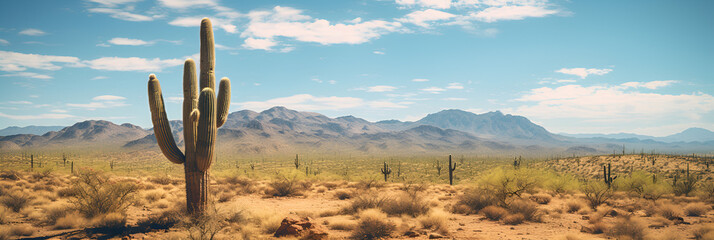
[513,156,522,169]
[147,18,231,215]
[435,160,442,176]
[294,154,300,169]
[381,162,392,181]
[448,155,457,185]
[30,154,33,169]
[603,163,616,188]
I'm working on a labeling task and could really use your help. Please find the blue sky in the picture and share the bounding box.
[0,0,712,136]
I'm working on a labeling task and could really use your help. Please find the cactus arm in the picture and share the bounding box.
[200,18,215,91]
[195,88,217,171]
[216,77,230,128]
[183,59,198,168]
[148,74,185,164]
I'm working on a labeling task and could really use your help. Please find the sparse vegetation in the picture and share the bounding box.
[69,169,138,218]
[609,216,647,240]
[353,209,395,240]
[481,205,508,221]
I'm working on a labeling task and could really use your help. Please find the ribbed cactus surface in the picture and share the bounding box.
[147,18,230,214]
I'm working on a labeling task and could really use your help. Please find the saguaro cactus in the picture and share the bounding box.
[30,154,33,169]
[147,18,231,214]
[381,162,392,181]
[603,163,616,188]
[448,155,457,185]
[294,154,300,169]
[435,160,442,176]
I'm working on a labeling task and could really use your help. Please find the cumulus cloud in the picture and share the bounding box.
[513,82,714,121]
[398,9,456,27]
[242,37,277,50]
[234,94,364,111]
[169,17,238,33]
[366,85,397,92]
[556,67,613,79]
[108,37,150,46]
[19,29,46,36]
[620,80,677,90]
[0,50,82,72]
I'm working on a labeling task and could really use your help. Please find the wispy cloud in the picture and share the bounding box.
[412,78,429,82]
[242,37,277,50]
[367,85,397,92]
[620,80,677,90]
[108,37,150,46]
[0,112,75,120]
[421,87,446,93]
[395,0,452,9]
[83,56,183,72]
[19,28,47,36]
[0,50,82,72]
[446,82,463,89]
[1,72,52,79]
[398,9,455,27]
[373,50,385,55]
[469,5,558,23]
[0,39,9,46]
[88,8,153,21]
[92,95,126,101]
[556,67,613,79]
[234,94,364,111]
[67,95,129,110]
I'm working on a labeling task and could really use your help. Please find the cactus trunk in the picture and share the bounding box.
[147,18,230,215]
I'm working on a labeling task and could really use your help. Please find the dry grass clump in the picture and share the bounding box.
[418,209,450,235]
[529,194,552,205]
[70,169,138,218]
[334,189,352,200]
[0,170,20,180]
[693,225,714,240]
[381,192,430,217]
[508,199,543,222]
[685,202,710,217]
[608,216,647,240]
[2,224,34,237]
[481,205,508,221]
[353,209,396,240]
[54,212,86,229]
[566,200,585,213]
[266,177,304,197]
[43,202,71,225]
[144,189,167,201]
[327,218,357,231]
[149,175,174,185]
[342,193,390,214]
[657,204,683,220]
[0,191,30,212]
[452,188,498,214]
[502,213,525,225]
[137,209,183,230]
[56,187,77,198]
[92,212,127,232]
[582,181,612,209]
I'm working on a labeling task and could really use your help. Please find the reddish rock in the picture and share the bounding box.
[273,216,328,240]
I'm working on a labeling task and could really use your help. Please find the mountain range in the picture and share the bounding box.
[0,107,711,155]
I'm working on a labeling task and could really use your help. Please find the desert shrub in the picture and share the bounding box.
[582,181,612,209]
[9,224,34,237]
[453,188,498,214]
[335,190,352,200]
[508,199,543,222]
[609,216,647,240]
[183,209,226,240]
[699,182,714,202]
[327,218,357,231]
[381,192,430,217]
[693,225,714,240]
[566,200,584,213]
[217,192,234,203]
[44,202,71,225]
[418,209,449,234]
[586,221,609,234]
[0,191,30,212]
[502,213,525,225]
[30,169,53,181]
[529,194,552,204]
[57,187,78,198]
[481,206,508,221]
[225,209,248,225]
[0,171,19,181]
[149,175,174,185]
[616,171,651,195]
[545,173,579,194]
[642,181,671,201]
[144,189,167,201]
[342,193,390,214]
[353,209,395,240]
[673,172,699,197]
[92,212,127,232]
[266,177,303,197]
[69,169,138,218]
[137,210,183,230]
[54,213,86,230]
[479,168,542,206]
[685,202,709,216]
[357,178,385,190]
[658,204,683,220]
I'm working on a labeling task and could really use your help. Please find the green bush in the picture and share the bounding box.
[479,167,542,206]
[582,181,612,209]
[69,169,138,218]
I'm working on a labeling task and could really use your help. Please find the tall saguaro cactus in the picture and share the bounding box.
[147,18,231,215]
[448,155,457,185]
[381,162,392,181]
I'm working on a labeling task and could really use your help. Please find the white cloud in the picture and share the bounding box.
[0,50,82,72]
[399,9,456,27]
[19,29,46,36]
[7,101,32,105]
[373,50,385,55]
[158,0,217,9]
[620,80,677,90]
[367,85,397,92]
[92,95,126,101]
[446,82,464,89]
[108,37,150,46]
[396,0,453,9]
[0,112,75,120]
[1,72,52,79]
[242,37,277,50]
[234,94,364,111]
[168,17,237,33]
[91,76,108,80]
[443,97,467,101]
[470,5,558,22]
[556,67,613,79]
[422,87,446,93]
[412,78,429,82]
[241,6,403,49]
[67,100,128,110]
[50,109,68,113]
[87,0,140,6]
[0,39,9,46]
[88,8,153,21]
[83,56,183,72]
[513,83,714,121]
